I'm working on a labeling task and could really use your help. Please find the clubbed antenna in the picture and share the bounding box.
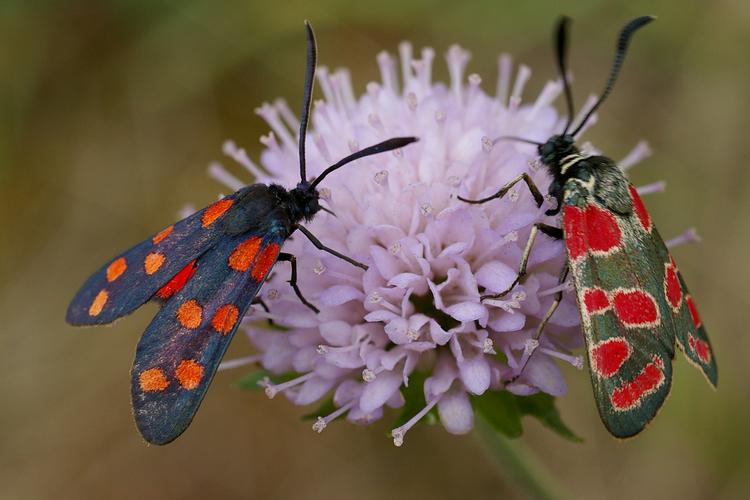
[556,16,576,135]
[299,20,317,183]
[309,137,418,189]
[570,16,655,137]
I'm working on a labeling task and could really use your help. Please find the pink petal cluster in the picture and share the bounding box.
[211,42,656,445]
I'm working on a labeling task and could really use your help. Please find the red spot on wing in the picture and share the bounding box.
[155,260,198,300]
[612,289,659,328]
[629,185,652,232]
[688,334,711,364]
[212,304,239,335]
[144,252,166,275]
[664,263,683,311]
[686,295,702,328]
[563,205,587,260]
[583,287,610,314]
[106,257,127,282]
[251,243,281,281]
[610,359,665,410]
[591,338,631,378]
[202,199,234,228]
[229,237,262,272]
[152,225,174,244]
[585,204,623,254]
[175,359,204,390]
[177,299,203,329]
[139,368,170,392]
[88,289,108,317]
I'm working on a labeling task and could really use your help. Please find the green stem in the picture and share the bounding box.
[475,415,570,500]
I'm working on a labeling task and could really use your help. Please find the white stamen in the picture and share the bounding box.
[406,92,418,111]
[447,176,461,187]
[266,289,280,300]
[318,187,332,201]
[390,397,440,447]
[446,45,470,100]
[218,354,262,372]
[389,241,402,255]
[637,181,666,196]
[481,136,493,153]
[312,401,356,433]
[666,227,702,249]
[368,291,382,304]
[362,368,376,382]
[374,170,389,185]
[208,162,244,191]
[348,139,359,154]
[504,231,519,242]
[508,188,519,202]
[262,372,315,399]
[435,110,446,122]
[420,203,433,216]
[483,338,495,354]
[313,261,327,276]
[316,345,329,355]
[512,291,526,302]
[619,140,652,171]
[468,73,482,86]
[497,53,512,104]
[222,140,266,180]
[406,329,420,341]
[528,158,541,171]
[539,281,573,297]
[539,347,584,369]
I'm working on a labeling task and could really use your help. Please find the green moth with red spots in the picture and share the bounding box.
[461,16,716,438]
[66,22,417,445]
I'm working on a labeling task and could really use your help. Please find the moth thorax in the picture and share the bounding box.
[287,182,321,222]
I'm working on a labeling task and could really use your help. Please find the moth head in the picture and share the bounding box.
[538,134,576,169]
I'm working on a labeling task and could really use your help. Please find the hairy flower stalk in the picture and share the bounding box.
[211,42,665,445]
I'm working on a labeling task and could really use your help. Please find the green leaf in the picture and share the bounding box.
[516,393,583,443]
[472,391,523,438]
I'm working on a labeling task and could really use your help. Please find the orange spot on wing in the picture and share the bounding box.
[88,290,108,316]
[212,304,240,335]
[175,359,204,389]
[144,252,166,275]
[177,299,203,329]
[152,225,174,244]
[139,368,170,392]
[228,237,262,272]
[202,199,234,227]
[106,257,127,282]
[156,260,198,300]
[251,243,280,280]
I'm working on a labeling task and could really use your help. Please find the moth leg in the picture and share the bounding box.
[512,264,570,380]
[481,223,563,301]
[277,252,320,313]
[458,173,544,208]
[251,298,276,326]
[295,224,368,271]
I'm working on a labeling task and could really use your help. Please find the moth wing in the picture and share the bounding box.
[66,189,249,325]
[563,181,682,438]
[130,231,283,445]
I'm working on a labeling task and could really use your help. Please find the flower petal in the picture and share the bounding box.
[438,386,474,435]
[360,370,403,413]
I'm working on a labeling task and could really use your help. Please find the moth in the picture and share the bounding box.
[461,16,717,438]
[66,22,417,445]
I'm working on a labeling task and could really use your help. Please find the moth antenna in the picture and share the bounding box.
[493,136,543,146]
[556,16,576,135]
[570,15,655,137]
[310,137,418,189]
[299,20,317,183]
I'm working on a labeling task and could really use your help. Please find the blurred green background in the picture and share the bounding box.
[2,1,749,498]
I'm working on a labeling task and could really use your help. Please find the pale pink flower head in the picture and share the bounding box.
[212,41,656,445]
